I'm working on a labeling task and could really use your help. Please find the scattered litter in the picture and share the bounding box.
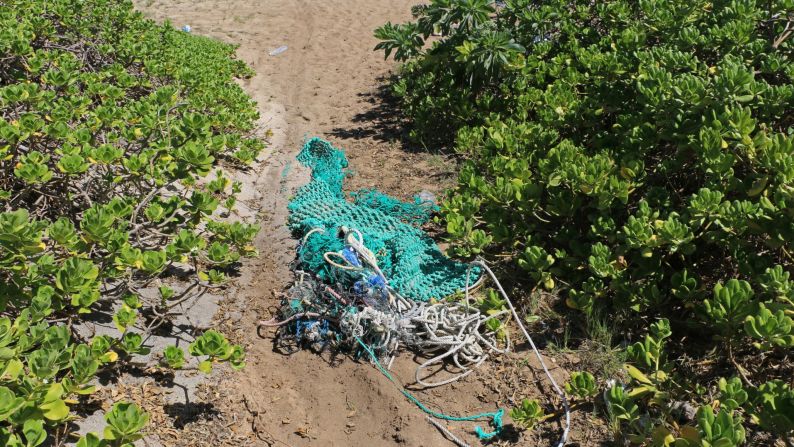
[281,161,292,179]
[269,45,288,56]
[181,25,191,33]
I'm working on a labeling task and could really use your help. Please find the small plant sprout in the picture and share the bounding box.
[565,371,598,400]
[509,398,545,430]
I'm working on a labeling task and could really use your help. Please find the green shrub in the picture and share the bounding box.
[0,0,262,443]
[378,0,793,442]
[673,406,748,447]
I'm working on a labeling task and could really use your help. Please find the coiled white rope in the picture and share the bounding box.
[321,226,511,387]
[337,296,510,386]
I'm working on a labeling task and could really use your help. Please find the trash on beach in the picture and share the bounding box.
[181,25,192,33]
[269,45,288,56]
[417,190,436,206]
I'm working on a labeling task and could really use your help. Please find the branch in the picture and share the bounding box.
[773,20,793,48]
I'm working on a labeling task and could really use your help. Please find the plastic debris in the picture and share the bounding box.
[258,138,573,446]
[269,45,288,56]
[181,25,191,33]
[417,190,436,206]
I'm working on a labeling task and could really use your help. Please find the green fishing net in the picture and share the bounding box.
[287,137,479,301]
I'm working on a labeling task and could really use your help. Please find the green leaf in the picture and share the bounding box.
[104,402,149,442]
[39,398,69,422]
[198,360,212,374]
[1,359,24,381]
[564,371,597,399]
[0,386,25,420]
[75,433,102,447]
[162,346,185,369]
[22,419,46,447]
[509,398,544,430]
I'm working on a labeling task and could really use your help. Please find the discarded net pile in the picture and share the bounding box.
[270,138,505,382]
[261,138,570,445]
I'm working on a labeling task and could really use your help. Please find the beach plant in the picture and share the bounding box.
[0,0,263,442]
[378,0,793,442]
[510,398,544,430]
[565,371,598,400]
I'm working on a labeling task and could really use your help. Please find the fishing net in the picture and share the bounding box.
[262,138,570,444]
[287,137,479,301]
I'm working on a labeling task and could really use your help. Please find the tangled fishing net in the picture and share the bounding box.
[260,138,570,445]
[267,137,503,382]
[287,137,478,301]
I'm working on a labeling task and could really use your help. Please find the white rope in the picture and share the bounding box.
[343,226,389,284]
[301,227,325,245]
[337,298,510,385]
[473,259,570,447]
[426,416,471,447]
[411,303,510,387]
[323,251,362,271]
[326,227,511,386]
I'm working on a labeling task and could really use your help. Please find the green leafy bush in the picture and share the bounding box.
[750,380,794,437]
[0,0,262,443]
[675,406,748,447]
[104,402,149,444]
[604,384,641,439]
[378,0,793,442]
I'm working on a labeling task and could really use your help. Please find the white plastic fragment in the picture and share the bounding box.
[269,45,288,56]
[417,190,436,205]
[181,25,192,33]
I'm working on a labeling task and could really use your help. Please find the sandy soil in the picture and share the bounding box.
[131,1,599,446]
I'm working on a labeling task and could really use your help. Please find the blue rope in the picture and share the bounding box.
[354,336,504,441]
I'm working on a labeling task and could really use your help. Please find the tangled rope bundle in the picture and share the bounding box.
[261,226,571,445]
[336,262,509,387]
[260,226,509,440]
[264,226,507,387]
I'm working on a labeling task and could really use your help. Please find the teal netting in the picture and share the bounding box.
[287,137,479,301]
[350,189,436,226]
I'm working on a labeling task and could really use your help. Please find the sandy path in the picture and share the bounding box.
[131,1,492,446]
[131,0,588,445]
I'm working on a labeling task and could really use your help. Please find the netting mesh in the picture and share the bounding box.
[287,137,479,301]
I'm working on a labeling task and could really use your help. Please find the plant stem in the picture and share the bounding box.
[728,342,755,387]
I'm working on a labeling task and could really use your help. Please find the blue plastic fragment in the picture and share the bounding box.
[341,246,362,267]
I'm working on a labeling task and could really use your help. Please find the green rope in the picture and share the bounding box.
[354,336,504,441]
